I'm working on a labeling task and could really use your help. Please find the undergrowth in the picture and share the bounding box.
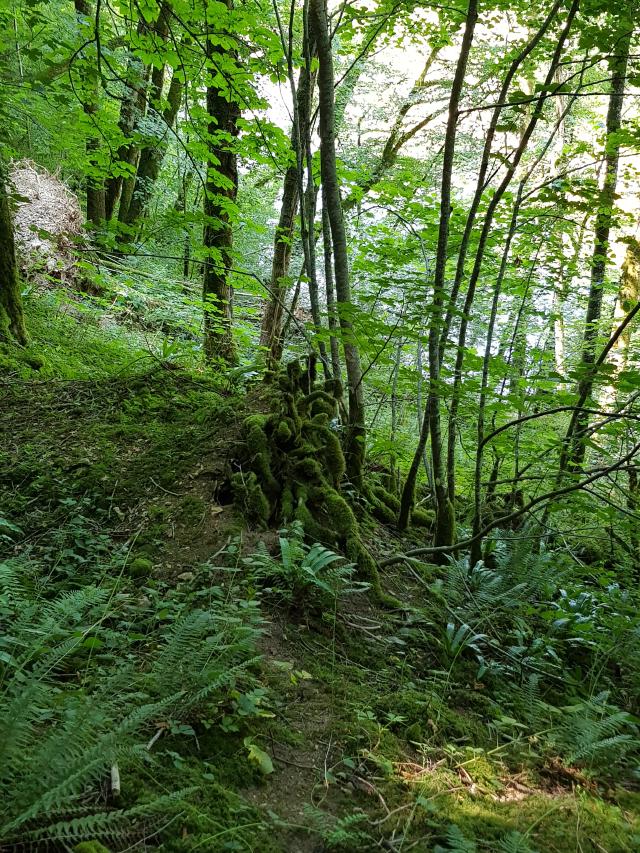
[1,293,640,851]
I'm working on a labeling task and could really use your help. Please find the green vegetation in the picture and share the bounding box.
[2,0,640,849]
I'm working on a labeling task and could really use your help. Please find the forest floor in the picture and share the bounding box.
[2,291,640,852]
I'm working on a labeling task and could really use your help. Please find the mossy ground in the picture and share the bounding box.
[2,293,639,852]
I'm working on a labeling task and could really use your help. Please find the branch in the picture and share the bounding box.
[381,440,640,566]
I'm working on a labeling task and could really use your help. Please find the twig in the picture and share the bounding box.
[149,476,184,497]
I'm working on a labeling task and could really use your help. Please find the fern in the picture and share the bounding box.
[0,567,263,847]
[497,831,539,853]
[549,693,639,770]
[245,525,368,607]
[434,824,477,853]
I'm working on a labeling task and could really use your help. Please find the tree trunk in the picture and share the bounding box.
[407,0,478,548]
[310,0,365,486]
[74,0,106,226]
[445,0,579,504]
[260,43,316,368]
[0,164,27,345]
[322,203,342,380]
[469,188,522,567]
[105,26,149,221]
[564,34,630,470]
[118,6,183,239]
[259,160,299,364]
[202,0,239,364]
[119,71,182,235]
[611,240,640,376]
[628,462,640,576]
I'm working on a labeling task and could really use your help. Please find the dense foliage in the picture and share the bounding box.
[2,0,640,850]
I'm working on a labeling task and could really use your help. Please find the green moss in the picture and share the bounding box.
[128,556,153,577]
[243,415,279,500]
[179,495,206,524]
[405,722,423,742]
[299,389,337,419]
[310,424,345,486]
[324,377,343,400]
[275,418,293,445]
[366,487,397,525]
[244,413,270,436]
[373,485,400,512]
[231,472,270,526]
[414,784,640,853]
[281,485,294,520]
[0,342,47,375]
[411,507,435,527]
[291,455,320,480]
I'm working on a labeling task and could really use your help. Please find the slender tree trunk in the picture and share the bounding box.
[310,0,365,486]
[202,0,239,364]
[404,0,478,547]
[74,0,106,226]
[121,71,182,232]
[564,34,630,470]
[469,188,522,566]
[438,0,564,362]
[259,160,299,363]
[322,203,342,381]
[305,179,329,377]
[609,239,640,379]
[118,7,183,240]
[0,164,27,345]
[261,21,438,366]
[116,67,151,224]
[105,26,149,221]
[259,44,316,366]
[388,335,404,494]
[628,461,640,575]
[398,393,430,531]
[175,164,194,285]
[446,0,579,503]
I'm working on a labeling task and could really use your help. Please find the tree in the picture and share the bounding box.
[117,4,184,239]
[401,0,478,548]
[310,0,366,485]
[0,162,26,345]
[564,27,632,471]
[73,0,106,226]
[202,0,240,364]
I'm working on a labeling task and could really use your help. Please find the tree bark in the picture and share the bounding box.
[0,164,27,345]
[410,0,478,549]
[74,0,106,226]
[438,0,564,362]
[259,42,316,367]
[564,33,630,470]
[310,0,365,486]
[610,239,640,378]
[202,0,239,364]
[118,5,184,239]
[105,24,149,221]
[322,203,342,380]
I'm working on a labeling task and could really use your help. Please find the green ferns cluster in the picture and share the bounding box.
[0,559,263,850]
[231,358,396,604]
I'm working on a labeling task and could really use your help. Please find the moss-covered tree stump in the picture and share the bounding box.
[231,358,398,606]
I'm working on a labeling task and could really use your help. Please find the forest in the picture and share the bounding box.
[2,0,640,849]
